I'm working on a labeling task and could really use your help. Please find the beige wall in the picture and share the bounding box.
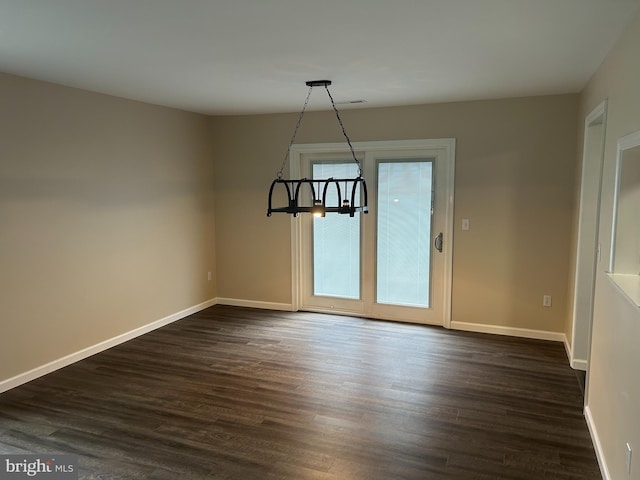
[0,76,580,388]
[579,11,640,480]
[211,94,579,333]
[0,73,216,384]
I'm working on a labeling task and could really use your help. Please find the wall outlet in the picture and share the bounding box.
[207,271,212,281]
[543,295,552,307]
[627,442,632,476]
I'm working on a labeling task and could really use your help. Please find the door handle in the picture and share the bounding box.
[434,232,443,253]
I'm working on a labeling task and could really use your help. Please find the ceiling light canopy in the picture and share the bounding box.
[267,80,368,218]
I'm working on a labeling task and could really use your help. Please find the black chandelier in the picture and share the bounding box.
[267,80,368,218]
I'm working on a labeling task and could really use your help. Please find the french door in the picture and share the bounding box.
[290,139,455,326]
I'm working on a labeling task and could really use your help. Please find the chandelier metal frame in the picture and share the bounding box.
[267,80,368,218]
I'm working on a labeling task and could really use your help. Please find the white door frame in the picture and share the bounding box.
[288,138,456,328]
[570,100,607,371]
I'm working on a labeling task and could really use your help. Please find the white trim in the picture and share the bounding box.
[442,140,455,328]
[585,405,611,480]
[291,138,457,154]
[609,129,640,272]
[617,129,640,151]
[450,321,566,342]
[290,217,301,310]
[563,336,573,363]
[570,99,607,371]
[605,272,640,308]
[571,358,588,371]
[585,100,607,126]
[211,302,568,341]
[0,298,217,394]
[563,336,588,370]
[214,297,294,311]
[290,151,302,312]
[289,138,456,326]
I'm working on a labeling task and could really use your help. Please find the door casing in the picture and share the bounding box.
[289,138,456,328]
[571,100,607,373]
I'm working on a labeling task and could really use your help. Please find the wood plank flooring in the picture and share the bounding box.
[0,305,601,479]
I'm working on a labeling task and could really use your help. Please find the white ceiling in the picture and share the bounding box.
[1,0,639,115]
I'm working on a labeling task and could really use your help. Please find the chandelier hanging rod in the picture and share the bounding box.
[276,80,362,179]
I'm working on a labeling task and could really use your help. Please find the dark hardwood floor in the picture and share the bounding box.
[0,305,601,479]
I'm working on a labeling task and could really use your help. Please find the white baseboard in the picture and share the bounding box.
[563,336,573,363]
[563,337,588,370]
[585,405,610,480]
[214,297,294,311]
[0,298,217,394]
[450,321,566,343]
[570,358,588,371]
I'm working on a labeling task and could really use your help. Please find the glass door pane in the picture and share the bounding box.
[312,162,361,299]
[376,160,433,307]
[297,141,453,326]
